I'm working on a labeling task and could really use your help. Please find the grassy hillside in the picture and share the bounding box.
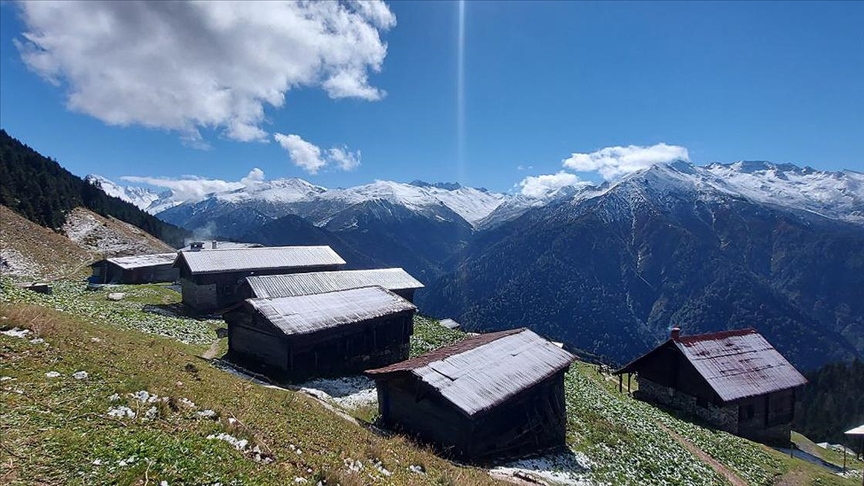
[1,278,861,485]
[0,205,94,281]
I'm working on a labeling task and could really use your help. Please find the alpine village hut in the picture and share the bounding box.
[241,268,424,303]
[365,328,575,462]
[224,286,416,381]
[173,246,346,313]
[89,253,179,284]
[614,328,807,444]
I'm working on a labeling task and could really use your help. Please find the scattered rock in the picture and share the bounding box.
[106,292,125,301]
[0,376,15,382]
[409,465,425,474]
[108,393,120,401]
[207,432,248,451]
[45,371,61,378]
[72,371,89,380]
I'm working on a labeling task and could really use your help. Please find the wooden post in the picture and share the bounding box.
[627,374,631,394]
[618,374,623,393]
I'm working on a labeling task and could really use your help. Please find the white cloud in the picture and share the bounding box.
[122,168,265,201]
[14,1,394,143]
[328,147,361,171]
[562,143,690,180]
[516,165,534,171]
[274,133,327,174]
[274,133,361,174]
[518,171,590,198]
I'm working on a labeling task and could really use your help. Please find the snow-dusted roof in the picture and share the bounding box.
[246,286,416,336]
[175,246,345,275]
[617,329,807,403]
[245,268,423,299]
[100,253,178,270]
[846,425,864,436]
[367,329,575,417]
[439,318,461,330]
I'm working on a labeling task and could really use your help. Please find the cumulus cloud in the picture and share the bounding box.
[328,147,362,171]
[518,171,590,198]
[274,133,360,174]
[122,168,265,201]
[13,1,395,144]
[562,143,689,180]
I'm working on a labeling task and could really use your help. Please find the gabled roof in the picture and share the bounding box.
[846,424,864,436]
[244,286,415,336]
[245,268,423,299]
[96,253,178,270]
[367,328,575,417]
[616,328,807,402]
[174,246,345,275]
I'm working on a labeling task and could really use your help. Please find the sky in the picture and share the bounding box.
[1,1,863,196]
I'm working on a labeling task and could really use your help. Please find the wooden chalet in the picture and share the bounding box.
[173,246,345,313]
[241,268,424,303]
[615,328,807,444]
[89,253,179,284]
[224,286,416,381]
[366,328,575,462]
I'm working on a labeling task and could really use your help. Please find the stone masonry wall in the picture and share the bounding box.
[636,378,738,434]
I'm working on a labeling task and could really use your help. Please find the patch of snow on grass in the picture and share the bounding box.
[197,409,218,419]
[1,327,31,338]
[207,432,248,451]
[298,375,377,409]
[72,370,88,380]
[492,450,594,486]
[107,406,136,418]
[45,371,61,378]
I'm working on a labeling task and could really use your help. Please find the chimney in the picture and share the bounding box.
[212,240,217,250]
[671,327,681,341]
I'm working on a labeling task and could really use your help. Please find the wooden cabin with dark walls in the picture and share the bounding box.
[224,286,416,381]
[89,253,179,284]
[366,328,575,462]
[173,245,345,313]
[615,328,807,445]
[241,268,424,303]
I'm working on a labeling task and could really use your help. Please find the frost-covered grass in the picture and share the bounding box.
[564,366,728,485]
[1,279,219,345]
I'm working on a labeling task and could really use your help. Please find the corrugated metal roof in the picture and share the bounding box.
[368,329,575,417]
[179,241,263,251]
[245,268,423,299]
[247,286,416,336]
[675,329,807,402]
[618,328,807,403]
[176,246,345,275]
[846,425,864,436]
[103,253,178,270]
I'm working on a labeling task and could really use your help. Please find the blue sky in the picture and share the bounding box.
[1,1,862,194]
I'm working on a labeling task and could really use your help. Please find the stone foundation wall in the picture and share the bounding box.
[635,378,738,434]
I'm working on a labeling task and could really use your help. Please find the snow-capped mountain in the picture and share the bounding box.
[85,175,164,212]
[556,160,864,225]
[316,180,507,225]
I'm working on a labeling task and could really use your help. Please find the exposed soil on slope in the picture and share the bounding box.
[62,207,174,257]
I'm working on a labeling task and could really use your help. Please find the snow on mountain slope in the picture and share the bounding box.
[703,161,864,223]
[560,161,864,225]
[85,174,162,212]
[215,178,327,204]
[318,180,506,225]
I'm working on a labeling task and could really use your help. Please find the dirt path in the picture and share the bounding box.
[202,339,221,360]
[656,421,748,486]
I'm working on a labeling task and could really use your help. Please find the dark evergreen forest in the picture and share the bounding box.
[0,129,188,247]
[795,359,864,446]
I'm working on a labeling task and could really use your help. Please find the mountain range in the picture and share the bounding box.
[90,161,864,370]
